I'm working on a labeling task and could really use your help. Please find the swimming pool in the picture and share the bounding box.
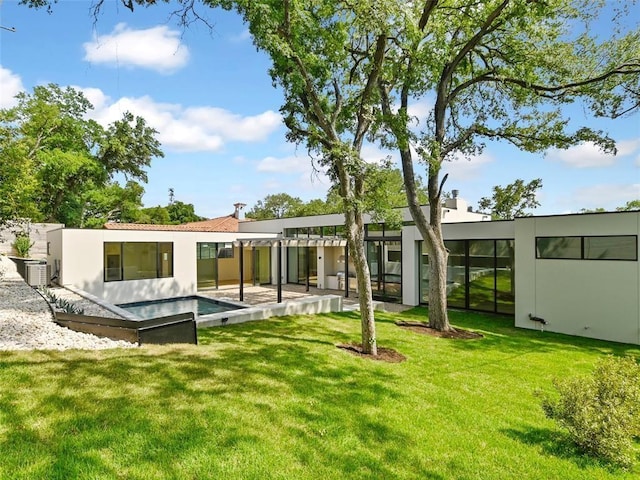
[117,296,244,320]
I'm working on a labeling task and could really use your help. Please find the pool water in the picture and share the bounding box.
[118,296,243,320]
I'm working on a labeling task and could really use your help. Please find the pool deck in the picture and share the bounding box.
[197,284,410,313]
[57,283,410,330]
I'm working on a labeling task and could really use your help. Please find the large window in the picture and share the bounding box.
[536,236,637,261]
[420,239,515,315]
[104,242,173,282]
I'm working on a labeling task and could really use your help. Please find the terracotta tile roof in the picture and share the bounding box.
[104,214,252,233]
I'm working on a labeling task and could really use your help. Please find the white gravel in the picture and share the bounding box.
[0,256,136,351]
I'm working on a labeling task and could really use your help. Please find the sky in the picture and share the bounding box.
[0,1,639,219]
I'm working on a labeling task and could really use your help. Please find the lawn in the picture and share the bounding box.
[0,308,638,479]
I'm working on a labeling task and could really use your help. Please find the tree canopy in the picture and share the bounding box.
[0,84,163,227]
[479,178,543,220]
[246,168,427,220]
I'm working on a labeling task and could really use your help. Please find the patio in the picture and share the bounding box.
[198,283,410,313]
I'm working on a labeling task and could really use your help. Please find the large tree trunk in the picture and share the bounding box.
[345,206,376,355]
[397,144,453,331]
[336,159,377,355]
[424,199,451,332]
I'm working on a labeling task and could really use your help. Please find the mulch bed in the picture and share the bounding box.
[336,343,407,363]
[395,321,483,339]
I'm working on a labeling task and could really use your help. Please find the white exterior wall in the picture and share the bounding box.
[515,213,640,345]
[50,229,275,304]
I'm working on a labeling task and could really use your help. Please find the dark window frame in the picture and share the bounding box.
[103,242,174,282]
[535,235,637,261]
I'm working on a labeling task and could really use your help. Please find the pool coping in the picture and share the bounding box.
[61,285,344,327]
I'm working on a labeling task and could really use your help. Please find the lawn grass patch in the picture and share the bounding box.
[0,308,638,479]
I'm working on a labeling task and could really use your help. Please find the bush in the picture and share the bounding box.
[540,356,640,467]
[13,233,34,258]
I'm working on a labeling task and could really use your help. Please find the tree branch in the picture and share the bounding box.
[354,33,387,151]
[418,0,439,31]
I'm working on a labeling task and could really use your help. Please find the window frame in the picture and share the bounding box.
[535,235,638,261]
[103,241,174,282]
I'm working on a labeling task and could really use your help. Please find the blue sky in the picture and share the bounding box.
[0,1,638,219]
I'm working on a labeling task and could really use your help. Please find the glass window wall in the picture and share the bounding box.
[104,242,173,282]
[420,239,515,315]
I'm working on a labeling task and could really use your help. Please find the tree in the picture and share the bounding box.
[618,200,640,212]
[246,193,305,220]
[81,181,146,228]
[0,84,163,227]
[167,200,206,224]
[138,205,171,224]
[373,0,639,331]
[580,200,640,213]
[478,178,543,220]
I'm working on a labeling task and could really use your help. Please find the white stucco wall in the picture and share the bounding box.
[50,229,275,304]
[515,212,640,345]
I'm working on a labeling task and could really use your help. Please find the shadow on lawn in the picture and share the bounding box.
[0,317,415,479]
[502,425,625,473]
[399,307,640,359]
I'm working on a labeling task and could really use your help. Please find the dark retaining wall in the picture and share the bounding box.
[55,312,198,345]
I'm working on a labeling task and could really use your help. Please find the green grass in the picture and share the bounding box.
[1,308,639,479]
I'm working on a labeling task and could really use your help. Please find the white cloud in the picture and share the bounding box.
[546,141,636,168]
[183,107,280,142]
[407,99,433,121]
[83,23,189,73]
[360,144,396,165]
[570,183,640,211]
[257,155,313,174]
[229,29,251,43]
[616,139,640,157]
[77,87,281,152]
[0,66,24,108]
[255,153,330,195]
[442,152,494,181]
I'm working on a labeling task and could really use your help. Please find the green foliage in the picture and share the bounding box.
[82,181,147,228]
[246,167,425,221]
[0,83,162,227]
[246,193,306,220]
[478,178,543,220]
[39,287,85,315]
[138,205,171,225]
[579,200,640,214]
[618,200,640,212]
[12,233,34,258]
[166,200,206,224]
[540,356,640,468]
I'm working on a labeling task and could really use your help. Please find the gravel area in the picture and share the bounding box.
[0,256,136,351]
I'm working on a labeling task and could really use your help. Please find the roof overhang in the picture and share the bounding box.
[234,237,347,247]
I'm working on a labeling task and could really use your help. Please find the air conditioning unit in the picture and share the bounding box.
[26,263,49,287]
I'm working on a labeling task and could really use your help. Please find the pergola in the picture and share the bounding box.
[233,237,349,303]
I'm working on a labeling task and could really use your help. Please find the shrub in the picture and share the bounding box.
[13,233,34,258]
[540,356,640,467]
[39,287,85,315]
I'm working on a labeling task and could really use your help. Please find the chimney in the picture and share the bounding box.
[444,189,466,211]
[233,202,246,220]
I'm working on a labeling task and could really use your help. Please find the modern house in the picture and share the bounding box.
[46,195,640,345]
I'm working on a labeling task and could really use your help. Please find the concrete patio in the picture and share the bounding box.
[198,283,410,313]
